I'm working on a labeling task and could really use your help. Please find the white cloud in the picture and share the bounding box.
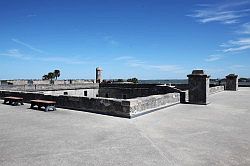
[229,64,248,71]
[148,65,182,72]
[230,64,246,69]
[0,49,88,65]
[115,56,146,67]
[189,1,250,59]
[218,1,250,9]
[9,38,89,64]
[205,54,223,62]
[237,22,250,34]
[230,38,250,45]
[36,56,88,64]
[115,56,183,73]
[114,56,134,61]
[205,68,226,78]
[221,38,250,52]
[103,35,119,46]
[127,59,146,67]
[0,49,31,60]
[223,45,250,52]
[188,1,250,24]
[12,38,45,54]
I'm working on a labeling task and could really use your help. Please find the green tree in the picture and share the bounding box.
[47,72,55,81]
[54,69,60,80]
[117,79,124,82]
[127,78,138,84]
[42,74,49,80]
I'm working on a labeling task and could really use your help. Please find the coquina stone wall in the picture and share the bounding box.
[0,79,93,85]
[209,86,224,94]
[0,83,99,92]
[129,93,180,117]
[0,90,180,118]
[43,89,99,98]
[99,84,182,97]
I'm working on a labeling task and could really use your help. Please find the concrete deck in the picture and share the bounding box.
[0,88,250,166]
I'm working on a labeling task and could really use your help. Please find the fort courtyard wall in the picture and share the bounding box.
[0,70,235,118]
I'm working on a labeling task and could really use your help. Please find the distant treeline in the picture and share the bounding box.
[139,78,250,85]
[238,78,250,82]
[102,78,139,84]
[211,78,250,82]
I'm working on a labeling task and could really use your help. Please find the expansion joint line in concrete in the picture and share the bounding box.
[132,123,179,165]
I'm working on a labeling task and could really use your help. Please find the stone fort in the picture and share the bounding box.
[0,68,239,118]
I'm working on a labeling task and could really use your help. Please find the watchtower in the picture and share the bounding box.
[96,67,103,83]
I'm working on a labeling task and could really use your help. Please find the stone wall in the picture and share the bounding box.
[100,83,161,89]
[172,84,189,90]
[55,96,130,118]
[209,86,224,94]
[0,79,93,86]
[99,84,183,98]
[0,91,45,103]
[0,83,99,92]
[43,89,99,98]
[129,93,180,118]
[0,90,180,118]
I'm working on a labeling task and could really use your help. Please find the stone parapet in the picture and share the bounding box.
[129,93,180,118]
[0,83,99,92]
[0,90,180,118]
[209,86,224,94]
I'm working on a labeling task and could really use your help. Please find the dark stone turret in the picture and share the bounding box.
[187,70,210,105]
[225,74,238,91]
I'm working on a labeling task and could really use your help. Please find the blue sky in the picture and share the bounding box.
[0,0,250,80]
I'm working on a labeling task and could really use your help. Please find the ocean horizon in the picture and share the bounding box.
[139,79,188,84]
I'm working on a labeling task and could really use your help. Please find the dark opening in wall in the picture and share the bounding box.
[105,93,109,98]
[28,80,33,85]
[84,91,87,96]
[64,92,68,95]
[122,94,127,99]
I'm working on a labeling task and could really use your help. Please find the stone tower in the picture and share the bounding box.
[96,67,103,83]
[225,74,238,91]
[187,70,210,105]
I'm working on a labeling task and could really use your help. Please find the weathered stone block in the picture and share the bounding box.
[187,70,210,105]
[225,74,238,91]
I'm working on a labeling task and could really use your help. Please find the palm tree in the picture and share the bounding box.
[127,77,138,84]
[54,70,60,80]
[42,74,49,80]
[48,72,55,81]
